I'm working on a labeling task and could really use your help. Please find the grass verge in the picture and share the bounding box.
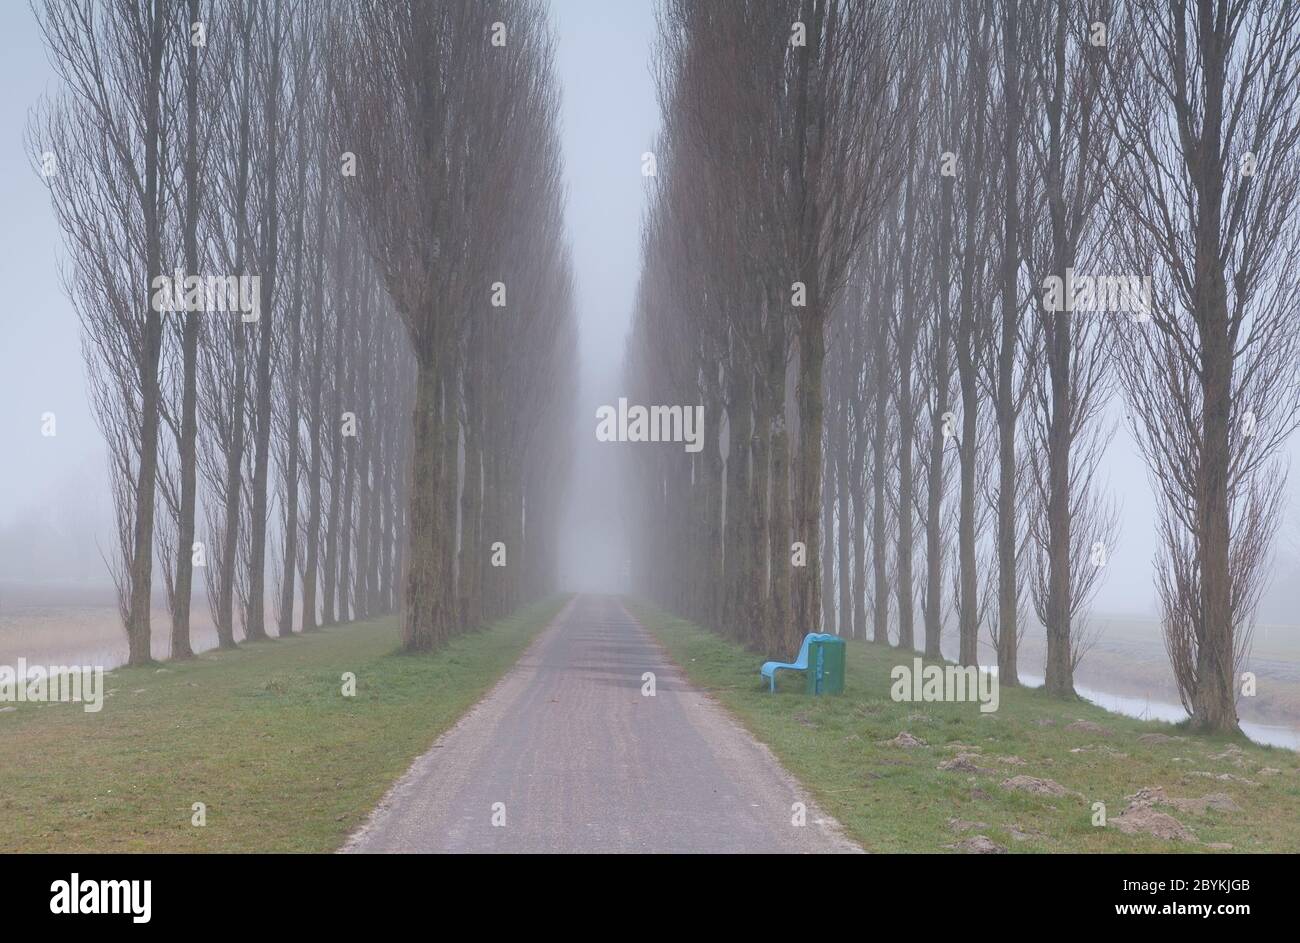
[628,599,1300,853]
[0,596,568,852]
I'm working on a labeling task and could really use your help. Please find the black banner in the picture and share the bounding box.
[0,853,1286,930]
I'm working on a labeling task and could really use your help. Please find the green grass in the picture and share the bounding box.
[629,599,1300,853]
[0,596,567,852]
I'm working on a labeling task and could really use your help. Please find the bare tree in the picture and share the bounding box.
[782,0,922,650]
[890,157,927,652]
[981,0,1037,684]
[298,1,340,633]
[199,0,254,650]
[243,0,293,641]
[1103,0,1300,732]
[269,6,319,638]
[919,36,958,661]
[1018,0,1118,696]
[32,0,177,666]
[342,0,565,650]
[950,0,996,667]
[162,0,213,659]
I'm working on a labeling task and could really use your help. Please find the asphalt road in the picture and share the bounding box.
[342,594,860,853]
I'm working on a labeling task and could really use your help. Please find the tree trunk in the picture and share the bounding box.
[246,0,284,642]
[459,330,483,629]
[749,369,772,651]
[1043,325,1074,694]
[822,437,838,633]
[956,354,978,666]
[768,335,794,655]
[352,307,374,621]
[704,379,725,627]
[171,0,201,660]
[835,408,851,637]
[1192,210,1238,732]
[924,167,955,661]
[300,166,332,632]
[792,310,824,650]
[871,303,890,646]
[994,0,1022,686]
[402,363,440,651]
[722,355,752,640]
[126,0,167,667]
[440,366,461,624]
[851,476,866,642]
[895,172,919,652]
[321,213,350,627]
[277,95,309,638]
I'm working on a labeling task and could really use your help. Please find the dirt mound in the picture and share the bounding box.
[1000,775,1081,799]
[1066,719,1112,736]
[1111,805,1196,842]
[939,753,995,774]
[1125,786,1242,816]
[1125,786,1166,805]
[884,731,927,748]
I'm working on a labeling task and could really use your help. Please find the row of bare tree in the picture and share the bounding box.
[625,0,1300,734]
[340,0,577,650]
[626,0,919,664]
[33,0,576,663]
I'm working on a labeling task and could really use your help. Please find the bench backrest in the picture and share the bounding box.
[796,633,842,666]
[794,634,814,668]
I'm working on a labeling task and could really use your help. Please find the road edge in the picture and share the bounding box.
[336,595,578,853]
[620,596,866,854]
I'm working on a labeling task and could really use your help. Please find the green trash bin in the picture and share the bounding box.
[805,635,845,696]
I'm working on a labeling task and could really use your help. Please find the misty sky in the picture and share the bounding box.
[1,7,109,546]
[4,0,1299,615]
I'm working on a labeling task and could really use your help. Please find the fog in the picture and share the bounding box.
[550,0,653,594]
[2,0,1300,626]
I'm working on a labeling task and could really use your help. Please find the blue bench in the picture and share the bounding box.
[760,633,837,692]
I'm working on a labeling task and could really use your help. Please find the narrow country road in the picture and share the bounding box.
[342,594,860,853]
